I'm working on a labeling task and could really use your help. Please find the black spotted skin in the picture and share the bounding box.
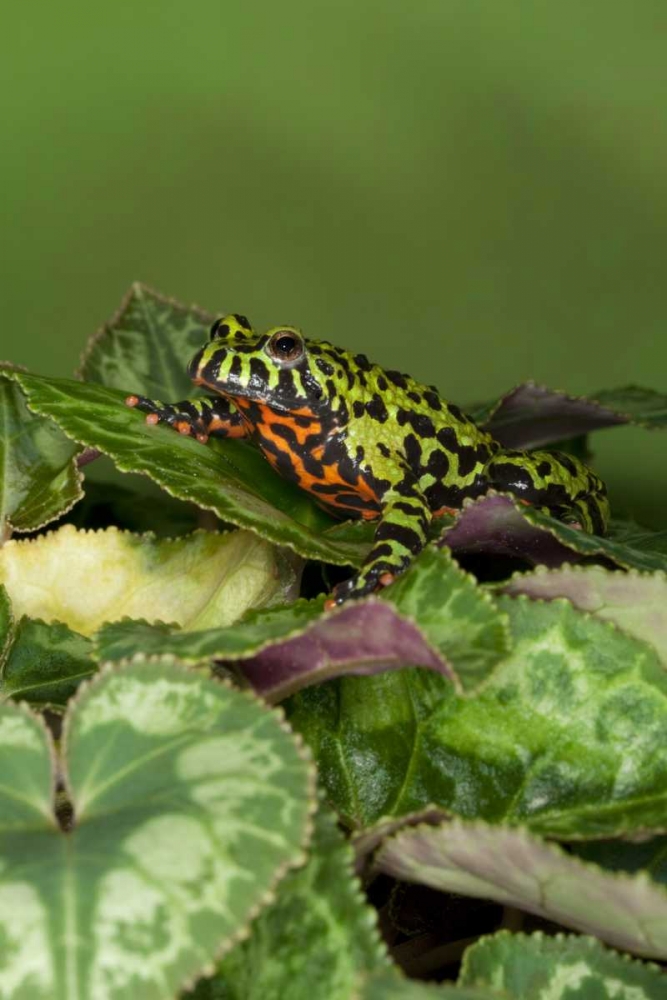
[126,314,610,604]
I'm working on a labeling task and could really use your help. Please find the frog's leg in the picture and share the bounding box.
[327,477,430,606]
[125,393,247,443]
[484,449,610,534]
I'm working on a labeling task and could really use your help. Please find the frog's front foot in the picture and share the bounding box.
[125,394,210,442]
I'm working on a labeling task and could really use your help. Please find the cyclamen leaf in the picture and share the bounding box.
[0,659,313,1000]
[8,370,367,566]
[0,584,91,712]
[459,932,666,999]
[288,669,452,829]
[78,283,215,398]
[0,525,298,637]
[289,597,667,836]
[381,546,510,691]
[473,381,667,449]
[96,600,454,700]
[501,564,667,667]
[189,804,388,1000]
[375,820,667,959]
[572,836,667,885]
[442,493,667,574]
[0,585,11,663]
[96,546,509,700]
[235,599,454,701]
[1,616,96,709]
[0,369,82,534]
[361,972,499,999]
[94,600,326,666]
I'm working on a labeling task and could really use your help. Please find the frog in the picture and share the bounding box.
[126,313,609,605]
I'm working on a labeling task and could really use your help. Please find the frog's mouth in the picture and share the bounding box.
[188,346,326,416]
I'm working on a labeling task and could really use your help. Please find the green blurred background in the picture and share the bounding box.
[1,2,665,525]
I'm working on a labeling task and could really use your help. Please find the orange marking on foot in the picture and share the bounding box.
[378,572,395,588]
[433,506,459,518]
[145,413,159,425]
[324,597,337,611]
[196,432,209,443]
[125,395,139,407]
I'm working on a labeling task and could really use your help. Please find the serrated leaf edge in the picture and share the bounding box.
[58,654,319,997]
[374,817,667,955]
[458,928,666,984]
[75,282,215,381]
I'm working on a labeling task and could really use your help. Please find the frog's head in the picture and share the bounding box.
[188,314,363,420]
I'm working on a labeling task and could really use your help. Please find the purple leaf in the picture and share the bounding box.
[76,448,102,468]
[441,494,579,568]
[482,382,626,449]
[233,599,455,702]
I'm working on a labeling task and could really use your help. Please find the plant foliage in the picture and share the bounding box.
[2,284,666,997]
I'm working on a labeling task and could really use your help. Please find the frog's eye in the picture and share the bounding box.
[266,330,305,364]
[209,318,227,340]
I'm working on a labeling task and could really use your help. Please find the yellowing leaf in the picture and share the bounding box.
[0,525,299,636]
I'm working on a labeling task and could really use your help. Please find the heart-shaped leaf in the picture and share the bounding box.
[0,659,313,999]
[0,370,82,535]
[459,931,666,998]
[78,283,215,398]
[189,802,388,999]
[1,614,96,709]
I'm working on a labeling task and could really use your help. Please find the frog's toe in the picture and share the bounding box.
[125,394,163,419]
[328,568,388,606]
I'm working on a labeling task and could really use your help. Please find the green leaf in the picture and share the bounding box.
[383,546,510,692]
[0,659,313,999]
[501,564,667,667]
[0,525,297,636]
[288,669,452,829]
[0,369,82,534]
[189,803,388,1000]
[8,370,368,565]
[375,820,667,959]
[290,598,667,836]
[0,701,54,830]
[1,616,96,709]
[459,931,666,998]
[572,836,667,884]
[0,584,12,662]
[78,283,215,398]
[95,599,326,665]
[361,971,500,999]
[593,385,667,426]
